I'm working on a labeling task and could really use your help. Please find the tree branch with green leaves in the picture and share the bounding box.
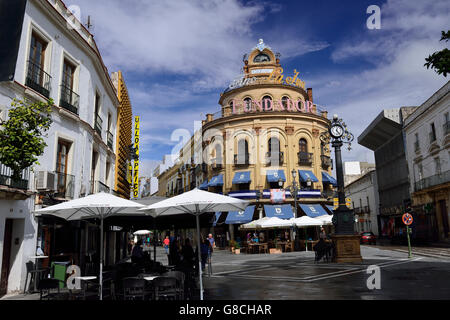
[424,30,450,77]
[0,98,53,181]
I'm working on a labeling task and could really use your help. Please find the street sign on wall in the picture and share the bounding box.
[133,116,140,198]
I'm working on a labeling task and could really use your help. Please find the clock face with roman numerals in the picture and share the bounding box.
[330,124,344,138]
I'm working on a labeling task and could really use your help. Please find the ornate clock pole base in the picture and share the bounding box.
[331,234,362,263]
[330,206,362,263]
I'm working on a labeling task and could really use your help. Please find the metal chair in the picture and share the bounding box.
[163,271,185,300]
[153,276,178,300]
[38,278,61,300]
[24,261,48,293]
[122,277,147,300]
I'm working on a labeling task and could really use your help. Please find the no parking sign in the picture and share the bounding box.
[402,213,413,226]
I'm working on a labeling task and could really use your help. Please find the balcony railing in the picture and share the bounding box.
[59,85,79,115]
[26,60,51,98]
[414,170,450,192]
[107,131,114,149]
[54,171,75,199]
[0,162,29,190]
[265,151,284,165]
[321,155,332,170]
[298,152,313,166]
[234,153,250,166]
[363,205,370,213]
[354,207,362,214]
[90,180,110,194]
[95,114,103,136]
[444,121,450,135]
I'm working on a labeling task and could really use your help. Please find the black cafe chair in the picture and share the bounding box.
[153,276,178,301]
[122,277,147,300]
[38,278,61,300]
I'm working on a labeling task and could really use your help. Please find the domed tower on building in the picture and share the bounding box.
[200,39,336,235]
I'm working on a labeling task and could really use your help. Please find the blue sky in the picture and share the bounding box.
[66,0,449,176]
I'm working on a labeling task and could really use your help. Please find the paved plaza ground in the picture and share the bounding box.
[2,244,450,300]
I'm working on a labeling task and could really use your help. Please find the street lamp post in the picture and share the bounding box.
[320,114,362,263]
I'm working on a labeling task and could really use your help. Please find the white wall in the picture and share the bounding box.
[0,0,119,294]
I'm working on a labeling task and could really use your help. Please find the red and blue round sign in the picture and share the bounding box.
[402,213,413,226]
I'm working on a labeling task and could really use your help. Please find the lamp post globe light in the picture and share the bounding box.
[320,115,362,263]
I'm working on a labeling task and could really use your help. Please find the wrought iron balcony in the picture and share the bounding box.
[363,205,370,213]
[321,155,332,170]
[59,85,79,115]
[0,162,29,190]
[415,170,450,192]
[107,131,114,149]
[234,153,250,166]
[90,180,110,194]
[26,60,51,98]
[95,114,103,136]
[265,151,284,165]
[54,171,75,199]
[298,152,313,166]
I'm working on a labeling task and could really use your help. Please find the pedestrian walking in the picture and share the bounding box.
[163,236,170,254]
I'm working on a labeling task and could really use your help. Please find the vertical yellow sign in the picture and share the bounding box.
[133,116,140,198]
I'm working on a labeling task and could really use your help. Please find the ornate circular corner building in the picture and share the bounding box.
[199,40,336,228]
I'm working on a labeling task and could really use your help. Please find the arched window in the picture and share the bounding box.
[244,97,252,111]
[237,139,249,164]
[262,95,272,110]
[299,138,307,153]
[214,144,222,164]
[253,53,270,63]
[268,137,280,153]
[281,96,289,109]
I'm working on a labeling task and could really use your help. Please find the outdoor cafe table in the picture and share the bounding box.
[247,243,267,254]
[276,242,293,252]
[29,255,48,293]
[73,276,97,299]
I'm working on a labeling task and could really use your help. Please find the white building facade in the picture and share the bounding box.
[345,170,380,235]
[0,0,118,294]
[404,81,450,242]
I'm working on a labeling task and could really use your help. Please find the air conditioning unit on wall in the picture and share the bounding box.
[35,171,56,191]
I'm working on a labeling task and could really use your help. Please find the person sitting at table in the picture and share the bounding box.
[252,235,259,243]
[131,240,144,265]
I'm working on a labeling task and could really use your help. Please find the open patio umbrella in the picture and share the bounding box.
[133,230,152,235]
[140,188,249,300]
[34,192,146,300]
[258,217,294,229]
[239,217,271,230]
[314,214,333,225]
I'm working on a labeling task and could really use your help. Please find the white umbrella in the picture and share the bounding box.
[258,217,293,229]
[291,216,324,227]
[34,192,146,300]
[140,188,249,300]
[239,217,271,230]
[133,230,152,235]
[314,214,333,225]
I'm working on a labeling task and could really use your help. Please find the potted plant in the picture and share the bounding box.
[229,240,236,252]
[234,242,241,254]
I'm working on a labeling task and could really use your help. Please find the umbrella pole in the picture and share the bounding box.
[153,220,157,262]
[195,213,203,300]
[100,217,103,300]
